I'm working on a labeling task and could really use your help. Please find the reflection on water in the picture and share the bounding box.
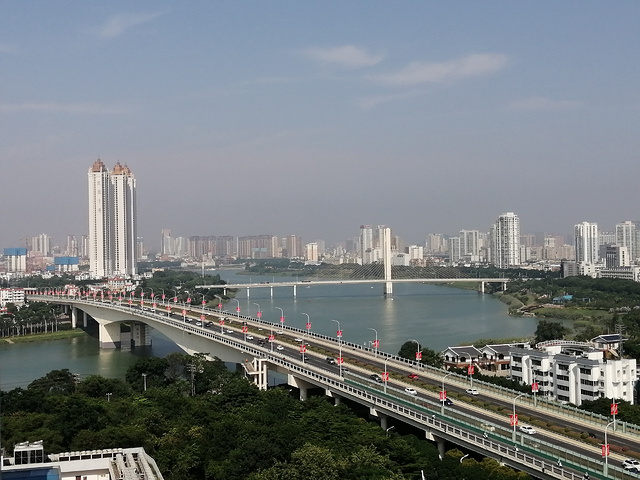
[0,270,542,389]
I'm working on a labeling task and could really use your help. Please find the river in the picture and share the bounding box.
[0,270,540,390]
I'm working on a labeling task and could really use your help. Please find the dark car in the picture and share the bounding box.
[326,357,336,365]
[443,398,453,406]
[370,374,383,383]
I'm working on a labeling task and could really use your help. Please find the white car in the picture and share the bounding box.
[465,388,479,396]
[404,387,418,395]
[622,459,640,470]
[519,425,536,435]
[276,345,285,351]
[295,337,303,342]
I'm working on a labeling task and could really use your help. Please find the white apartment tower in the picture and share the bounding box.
[574,222,599,264]
[492,212,521,268]
[616,221,637,262]
[360,225,374,264]
[88,160,137,278]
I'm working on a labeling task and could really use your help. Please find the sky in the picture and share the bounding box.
[1,2,639,251]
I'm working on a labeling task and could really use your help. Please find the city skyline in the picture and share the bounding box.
[1,3,638,248]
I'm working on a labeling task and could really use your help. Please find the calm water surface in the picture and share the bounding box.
[0,270,540,389]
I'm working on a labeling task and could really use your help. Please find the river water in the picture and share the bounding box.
[0,270,540,390]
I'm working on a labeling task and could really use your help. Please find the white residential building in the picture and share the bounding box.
[574,222,599,264]
[88,160,137,278]
[491,212,521,268]
[0,288,25,308]
[3,442,164,480]
[616,221,637,262]
[510,343,636,406]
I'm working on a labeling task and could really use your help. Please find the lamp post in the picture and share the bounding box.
[254,303,262,321]
[512,392,527,442]
[301,312,311,339]
[142,373,147,392]
[603,419,616,477]
[441,371,454,415]
[233,298,240,322]
[331,319,343,378]
[159,288,165,305]
[368,328,379,357]
[383,356,391,394]
[276,307,285,327]
[214,295,223,311]
[410,338,422,366]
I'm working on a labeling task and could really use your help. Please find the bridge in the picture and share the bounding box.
[198,277,510,298]
[28,293,639,480]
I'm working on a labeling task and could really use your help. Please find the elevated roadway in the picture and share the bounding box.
[27,293,639,480]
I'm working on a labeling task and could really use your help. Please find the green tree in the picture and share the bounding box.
[534,320,568,343]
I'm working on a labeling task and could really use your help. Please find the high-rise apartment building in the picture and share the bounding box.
[88,160,137,278]
[29,233,51,256]
[161,229,172,256]
[616,221,637,262]
[574,222,599,264]
[491,212,521,268]
[360,225,374,264]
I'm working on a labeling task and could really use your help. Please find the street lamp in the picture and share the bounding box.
[301,312,311,338]
[331,319,344,378]
[383,356,391,394]
[254,303,262,321]
[410,338,422,366]
[603,419,616,477]
[368,328,379,357]
[512,392,527,442]
[214,294,223,311]
[142,373,147,392]
[233,298,240,322]
[441,371,454,415]
[276,306,285,327]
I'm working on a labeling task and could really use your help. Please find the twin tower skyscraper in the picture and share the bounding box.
[88,159,137,278]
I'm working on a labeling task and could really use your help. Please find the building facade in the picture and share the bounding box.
[574,222,599,264]
[510,343,636,406]
[491,212,521,268]
[88,160,137,278]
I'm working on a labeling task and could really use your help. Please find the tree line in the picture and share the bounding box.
[1,354,531,480]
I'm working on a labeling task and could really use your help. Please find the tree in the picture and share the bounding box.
[534,320,568,344]
[397,341,444,368]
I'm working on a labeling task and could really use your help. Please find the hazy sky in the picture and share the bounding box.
[1,2,638,250]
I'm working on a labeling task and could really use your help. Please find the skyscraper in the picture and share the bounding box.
[574,222,599,264]
[88,160,137,278]
[491,212,521,268]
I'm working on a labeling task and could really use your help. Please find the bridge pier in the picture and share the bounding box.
[293,285,296,298]
[246,287,250,299]
[71,307,77,329]
[132,322,152,347]
[434,435,446,459]
[384,281,393,297]
[98,322,122,349]
[83,311,88,328]
[479,281,485,294]
[270,286,273,299]
[379,413,388,430]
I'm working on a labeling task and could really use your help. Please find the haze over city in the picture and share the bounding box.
[1,2,638,250]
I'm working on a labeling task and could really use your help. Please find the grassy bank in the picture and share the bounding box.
[1,329,88,344]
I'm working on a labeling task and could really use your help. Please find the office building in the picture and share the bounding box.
[491,212,521,268]
[88,159,137,278]
[574,222,599,264]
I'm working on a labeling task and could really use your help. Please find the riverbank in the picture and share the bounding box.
[1,329,88,344]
